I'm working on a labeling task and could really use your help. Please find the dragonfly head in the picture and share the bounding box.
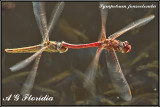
[122,41,131,53]
[57,42,68,53]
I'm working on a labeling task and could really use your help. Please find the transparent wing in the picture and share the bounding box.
[105,49,132,101]
[32,2,48,41]
[98,2,109,41]
[47,2,65,39]
[83,2,109,96]
[10,46,46,72]
[21,53,42,95]
[109,15,155,39]
[83,47,104,97]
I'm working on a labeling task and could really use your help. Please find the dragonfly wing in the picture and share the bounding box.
[10,46,46,72]
[21,53,42,95]
[83,47,103,97]
[109,15,155,39]
[105,49,132,101]
[32,2,48,41]
[47,2,65,38]
[98,2,109,41]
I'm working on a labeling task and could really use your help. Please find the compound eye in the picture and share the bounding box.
[122,41,131,53]
[57,41,68,53]
[57,42,62,50]
[124,41,129,46]
[122,45,131,53]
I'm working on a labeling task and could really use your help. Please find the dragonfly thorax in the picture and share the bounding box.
[44,41,68,53]
[105,39,131,53]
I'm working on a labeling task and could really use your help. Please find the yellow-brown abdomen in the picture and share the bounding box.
[5,45,42,53]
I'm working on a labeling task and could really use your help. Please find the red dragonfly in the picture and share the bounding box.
[81,2,155,101]
[5,2,154,99]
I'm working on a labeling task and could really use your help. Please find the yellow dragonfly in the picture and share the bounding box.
[5,2,67,95]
